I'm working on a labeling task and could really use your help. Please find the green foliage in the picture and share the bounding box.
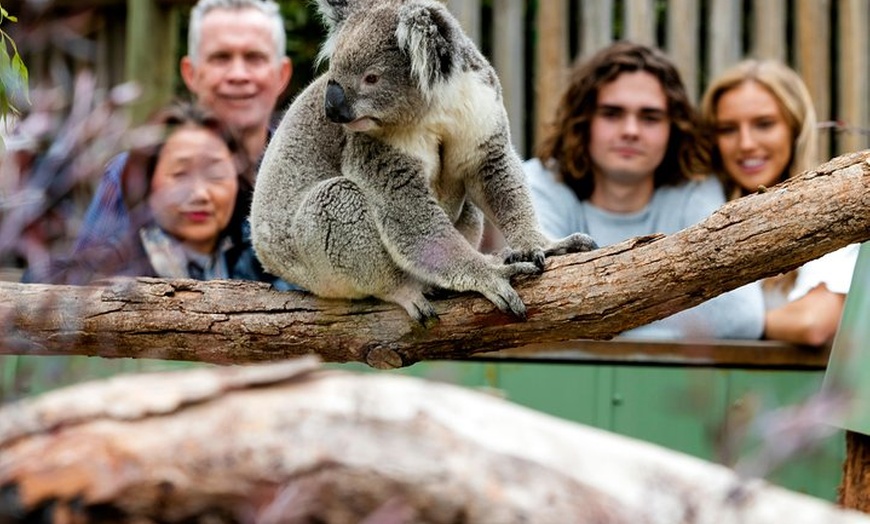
[0,2,29,122]
[279,0,327,98]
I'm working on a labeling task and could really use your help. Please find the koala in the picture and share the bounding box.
[250,0,596,325]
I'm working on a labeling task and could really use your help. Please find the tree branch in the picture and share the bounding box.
[2,150,869,368]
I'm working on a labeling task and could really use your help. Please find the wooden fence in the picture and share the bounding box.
[8,1,869,159]
[447,0,870,160]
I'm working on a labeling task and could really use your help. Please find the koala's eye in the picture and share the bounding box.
[362,73,380,85]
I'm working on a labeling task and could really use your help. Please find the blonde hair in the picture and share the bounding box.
[700,59,818,200]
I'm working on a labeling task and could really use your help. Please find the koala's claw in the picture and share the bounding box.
[501,261,541,279]
[387,288,439,327]
[503,248,546,272]
[544,232,598,256]
[407,299,439,327]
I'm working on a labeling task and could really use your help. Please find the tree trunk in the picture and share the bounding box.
[1,359,868,524]
[1,150,869,368]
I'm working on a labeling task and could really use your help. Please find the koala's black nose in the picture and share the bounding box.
[325,80,355,124]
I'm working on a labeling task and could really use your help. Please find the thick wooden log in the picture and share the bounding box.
[1,150,869,368]
[1,360,868,524]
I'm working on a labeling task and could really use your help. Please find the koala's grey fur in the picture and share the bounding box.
[250,0,596,324]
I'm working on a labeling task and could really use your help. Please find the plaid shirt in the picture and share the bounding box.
[74,153,131,253]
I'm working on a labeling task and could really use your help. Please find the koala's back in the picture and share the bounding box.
[251,76,345,287]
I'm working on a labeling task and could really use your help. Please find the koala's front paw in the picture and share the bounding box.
[502,247,546,272]
[544,232,598,256]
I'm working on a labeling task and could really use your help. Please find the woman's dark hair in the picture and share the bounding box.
[121,101,253,238]
[535,41,712,200]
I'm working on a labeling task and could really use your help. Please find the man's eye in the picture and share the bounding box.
[246,53,268,65]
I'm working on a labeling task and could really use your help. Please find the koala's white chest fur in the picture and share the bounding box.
[379,71,504,220]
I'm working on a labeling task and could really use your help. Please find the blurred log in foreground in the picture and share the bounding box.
[1,358,868,524]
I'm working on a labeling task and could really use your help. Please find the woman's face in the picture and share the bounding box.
[148,126,238,254]
[714,80,794,193]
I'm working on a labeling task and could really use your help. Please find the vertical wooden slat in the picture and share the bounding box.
[534,0,569,151]
[751,0,787,62]
[492,0,525,155]
[447,0,482,46]
[125,0,180,124]
[665,0,700,102]
[795,0,832,160]
[579,0,614,58]
[837,0,870,155]
[623,0,655,46]
[706,0,742,80]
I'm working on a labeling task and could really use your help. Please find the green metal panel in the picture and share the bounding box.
[495,363,606,425]
[608,367,729,460]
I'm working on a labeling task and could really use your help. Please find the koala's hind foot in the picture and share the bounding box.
[544,232,598,256]
[381,283,439,327]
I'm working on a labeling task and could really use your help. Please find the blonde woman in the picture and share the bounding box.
[701,59,858,346]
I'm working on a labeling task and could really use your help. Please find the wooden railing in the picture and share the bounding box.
[469,339,830,370]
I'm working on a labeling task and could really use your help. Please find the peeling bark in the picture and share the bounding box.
[1,150,869,368]
[1,359,869,524]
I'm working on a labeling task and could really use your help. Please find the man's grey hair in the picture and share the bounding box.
[188,0,287,64]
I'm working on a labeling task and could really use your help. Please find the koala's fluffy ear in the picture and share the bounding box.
[396,1,462,100]
[315,0,377,63]
[315,0,353,32]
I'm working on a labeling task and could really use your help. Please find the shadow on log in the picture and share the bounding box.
[1,358,869,524]
[0,150,869,368]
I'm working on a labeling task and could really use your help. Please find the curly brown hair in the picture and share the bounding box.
[535,41,711,201]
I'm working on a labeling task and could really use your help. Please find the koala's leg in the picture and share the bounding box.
[345,135,540,320]
[296,178,439,324]
[378,281,438,326]
[453,200,484,248]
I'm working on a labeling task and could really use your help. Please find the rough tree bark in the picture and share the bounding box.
[842,431,870,512]
[1,150,869,368]
[1,358,869,524]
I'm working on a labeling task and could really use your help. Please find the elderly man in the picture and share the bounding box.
[70,0,292,284]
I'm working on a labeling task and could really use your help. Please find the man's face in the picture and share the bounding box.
[588,71,671,185]
[181,7,291,137]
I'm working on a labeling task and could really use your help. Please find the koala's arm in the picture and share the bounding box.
[465,132,550,247]
[464,131,598,264]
